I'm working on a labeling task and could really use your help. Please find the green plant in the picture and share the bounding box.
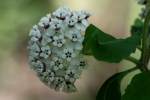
[83,0,150,99]
[28,0,150,99]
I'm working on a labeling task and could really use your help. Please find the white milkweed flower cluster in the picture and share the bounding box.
[28,7,90,92]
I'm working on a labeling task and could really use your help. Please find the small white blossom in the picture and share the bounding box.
[79,60,86,67]
[29,43,41,57]
[49,18,63,33]
[40,70,55,83]
[28,56,36,65]
[50,57,64,71]
[47,71,55,82]
[53,35,65,47]
[75,11,90,31]
[66,30,83,42]
[65,14,78,28]
[38,16,50,29]
[40,46,51,58]
[52,77,65,91]
[30,59,45,73]
[77,59,87,70]
[46,34,54,42]
[41,35,49,46]
[65,69,79,83]
[53,7,71,20]
[41,32,55,46]
[62,48,76,61]
[29,25,41,42]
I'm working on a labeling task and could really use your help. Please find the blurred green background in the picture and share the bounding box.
[0,0,142,100]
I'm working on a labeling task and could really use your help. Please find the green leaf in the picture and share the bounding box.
[83,24,142,63]
[82,25,96,55]
[131,18,144,35]
[82,24,115,55]
[96,67,137,100]
[122,72,150,100]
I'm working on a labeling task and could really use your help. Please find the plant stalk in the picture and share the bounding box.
[140,1,150,72]
[125,56,139,65]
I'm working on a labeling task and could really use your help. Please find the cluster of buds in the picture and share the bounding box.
[137,0,149,19]
[28,7,90,92]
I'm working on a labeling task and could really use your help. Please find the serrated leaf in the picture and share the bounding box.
[96,68,137,100]
[122,72,150,100]
[83,24,142,63]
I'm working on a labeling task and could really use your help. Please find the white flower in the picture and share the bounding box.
[28,56,36,65]
[40,46,51,58]
[53,35,65,47]
[41,32,55,46]
[29,43,41,57]
[30,59,45,73]
[49,18,63,33]
[75,11,90,31]
[47,71,55,82]
[78,59,87,69]
[52,77,65,91]
[65,14,78,28]
[29,25,41,42]
[53,6,71,20]
[79,60,86,67]
[41,33,54,46]
[41,35,49,46]
[62,48,76,61]
[65,69,79,83]
[50,57,64,71]
[66,30,83,42]
[38,16,50,29]
[41,70,55,83]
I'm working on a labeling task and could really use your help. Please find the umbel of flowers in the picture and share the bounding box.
[28,7,90,92]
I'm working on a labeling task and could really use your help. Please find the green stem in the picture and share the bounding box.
[125,56,139,65]
[140,2,150,72]
[137,46,142,51]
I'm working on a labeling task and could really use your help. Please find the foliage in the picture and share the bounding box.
[96,67,137,100]
[122,72,150,100]
[82,0,150,99]
[83,24,142,63]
